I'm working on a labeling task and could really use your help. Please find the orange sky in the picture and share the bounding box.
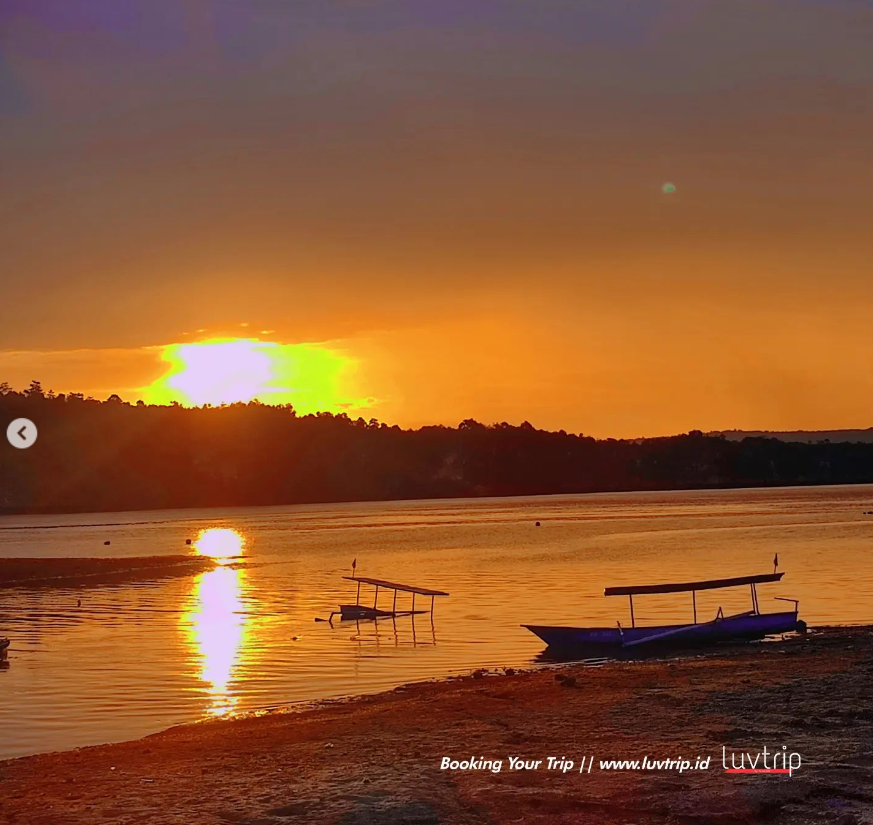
[2,1,872,437]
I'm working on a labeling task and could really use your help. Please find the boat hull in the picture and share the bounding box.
[523,611,803,651]
[334,604,427,620]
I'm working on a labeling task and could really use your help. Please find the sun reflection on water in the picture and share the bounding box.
[184,528,250,717]
[193,527,245,565]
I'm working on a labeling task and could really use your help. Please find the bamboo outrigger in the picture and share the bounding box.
[328,576,449,624]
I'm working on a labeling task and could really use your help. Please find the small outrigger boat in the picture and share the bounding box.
[523,572,805,653]
[328,575,449,624]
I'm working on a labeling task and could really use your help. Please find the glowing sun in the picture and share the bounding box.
[141,338,369,413]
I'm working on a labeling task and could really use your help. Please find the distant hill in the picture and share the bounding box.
[712,428,873,444]
[2,383,873,514]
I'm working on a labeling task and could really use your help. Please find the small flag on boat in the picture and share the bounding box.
[773,553,779,573]
[352,558,357,574]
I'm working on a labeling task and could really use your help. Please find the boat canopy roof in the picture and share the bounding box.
[343,575,449,597]
[604,572,783,597]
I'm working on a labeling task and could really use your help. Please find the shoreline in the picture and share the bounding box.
[1,479,872,520]
[2,626,871,824]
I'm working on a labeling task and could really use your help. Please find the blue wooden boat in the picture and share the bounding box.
[523,572,804,652]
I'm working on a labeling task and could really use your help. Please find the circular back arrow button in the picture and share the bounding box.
[7,418,37,449]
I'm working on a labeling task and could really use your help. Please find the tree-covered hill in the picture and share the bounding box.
[2,382,873,514]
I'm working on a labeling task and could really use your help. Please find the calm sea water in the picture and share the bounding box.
[1,485,872,761]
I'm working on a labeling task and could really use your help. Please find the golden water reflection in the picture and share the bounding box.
[193,527,245,565]
[184,528,250,717]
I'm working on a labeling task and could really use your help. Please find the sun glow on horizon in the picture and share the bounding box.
[140,338,371,414]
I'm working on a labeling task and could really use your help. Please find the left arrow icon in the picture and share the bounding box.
[7,419,37,449]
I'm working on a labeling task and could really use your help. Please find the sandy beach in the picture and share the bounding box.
[1,627,870,825]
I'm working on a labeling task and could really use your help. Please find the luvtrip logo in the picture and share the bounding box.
[722,745,802,776]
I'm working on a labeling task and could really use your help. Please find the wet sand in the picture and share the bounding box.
[1,627,870,825]
[0,556,214,588]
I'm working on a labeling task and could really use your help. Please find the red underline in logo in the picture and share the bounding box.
[725,769,791,774]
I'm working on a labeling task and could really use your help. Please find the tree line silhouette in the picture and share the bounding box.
[2,381,873,514]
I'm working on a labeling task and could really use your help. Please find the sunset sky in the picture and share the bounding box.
[2,1,872,437]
